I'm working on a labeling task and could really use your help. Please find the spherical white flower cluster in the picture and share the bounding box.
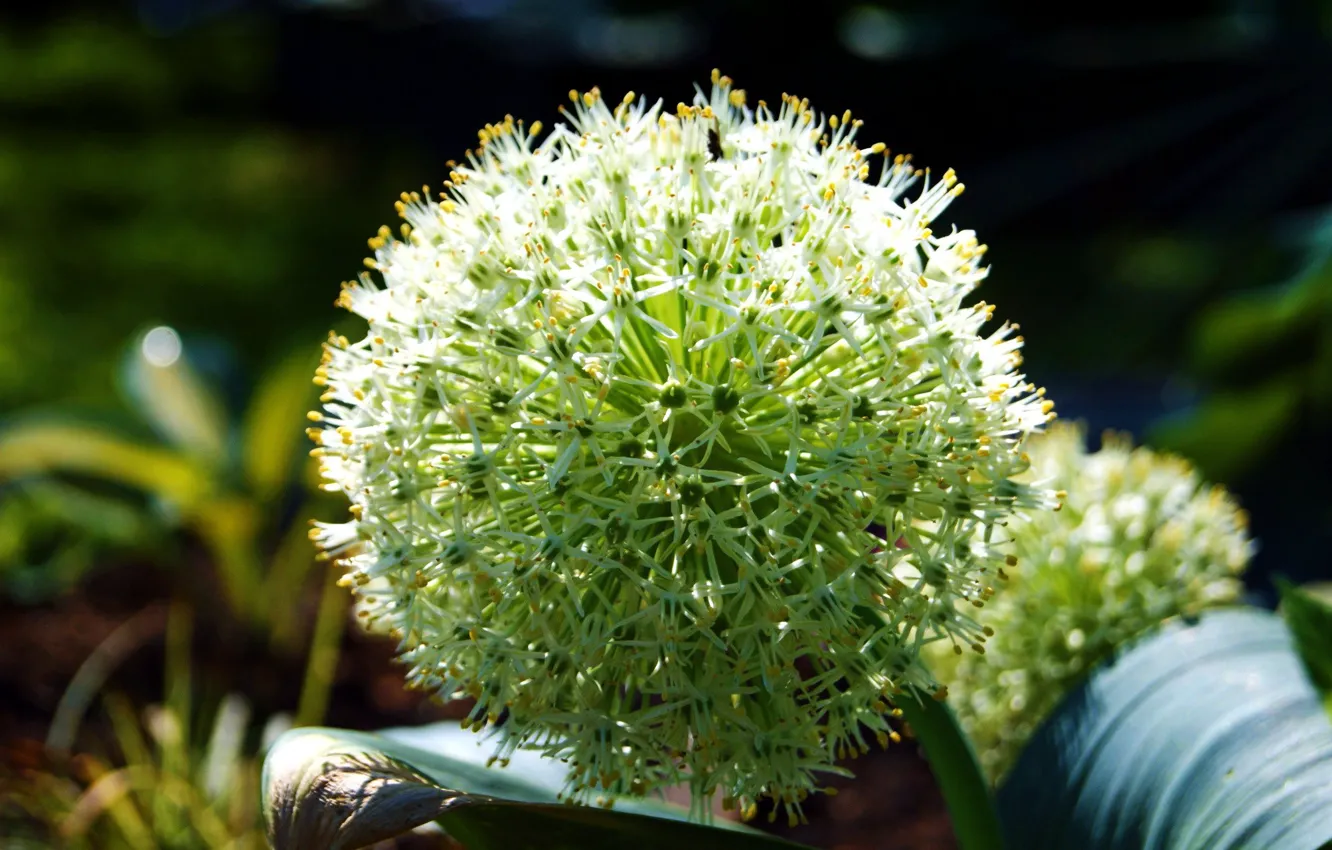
[309,71,1055,820]
[928,423,1253,784]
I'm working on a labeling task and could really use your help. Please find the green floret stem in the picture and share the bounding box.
[898,692,1005,850]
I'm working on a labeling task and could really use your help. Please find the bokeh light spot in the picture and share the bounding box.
[142,325,182,368]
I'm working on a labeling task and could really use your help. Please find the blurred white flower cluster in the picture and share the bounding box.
[929,423,1253,783]
[308,71,1055,820]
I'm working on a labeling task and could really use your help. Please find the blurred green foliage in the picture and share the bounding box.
[3,606,284,850]
[0,479,163,605]
[0,11,416,410]
[0,333,333,644]
[0,6,432,639]
[1135,218,1332,589]
[1,5,1325,594]
[0,334,335,646]
[1150,229,1332,483]
[993,225,1290,384]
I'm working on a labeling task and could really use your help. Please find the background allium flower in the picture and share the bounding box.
[928,423,1253,784]
[309,71,1054,819]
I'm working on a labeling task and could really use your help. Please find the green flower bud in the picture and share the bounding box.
[928,423,1253,783]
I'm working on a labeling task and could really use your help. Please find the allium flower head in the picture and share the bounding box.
[929,423,1253,783]
[309,71,1054,819]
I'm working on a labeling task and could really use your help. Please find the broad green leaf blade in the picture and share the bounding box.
[374,722,571,794]
[122,330,230,467]
[997,608,1332,850]
[898,694,1003,850]
[264,726,810,850]
[240,348,320,503]
[1278,578,1332,694]
[0,419,212,509]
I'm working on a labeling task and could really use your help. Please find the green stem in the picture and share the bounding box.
[897,693,1005,850]
[266,517,324,654]
[158,598,193,839]
[295,567,348,727]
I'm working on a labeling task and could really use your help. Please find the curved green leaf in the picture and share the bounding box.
[997,608,1332,850]
[241,348,320,503]
[1278,578,1332,696]
[0,419,212,508]
[122,333,230,467]
[371,723,573,794]
[263,725,808,850]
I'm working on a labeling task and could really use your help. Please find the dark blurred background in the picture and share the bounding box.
[2,1,1331,847]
